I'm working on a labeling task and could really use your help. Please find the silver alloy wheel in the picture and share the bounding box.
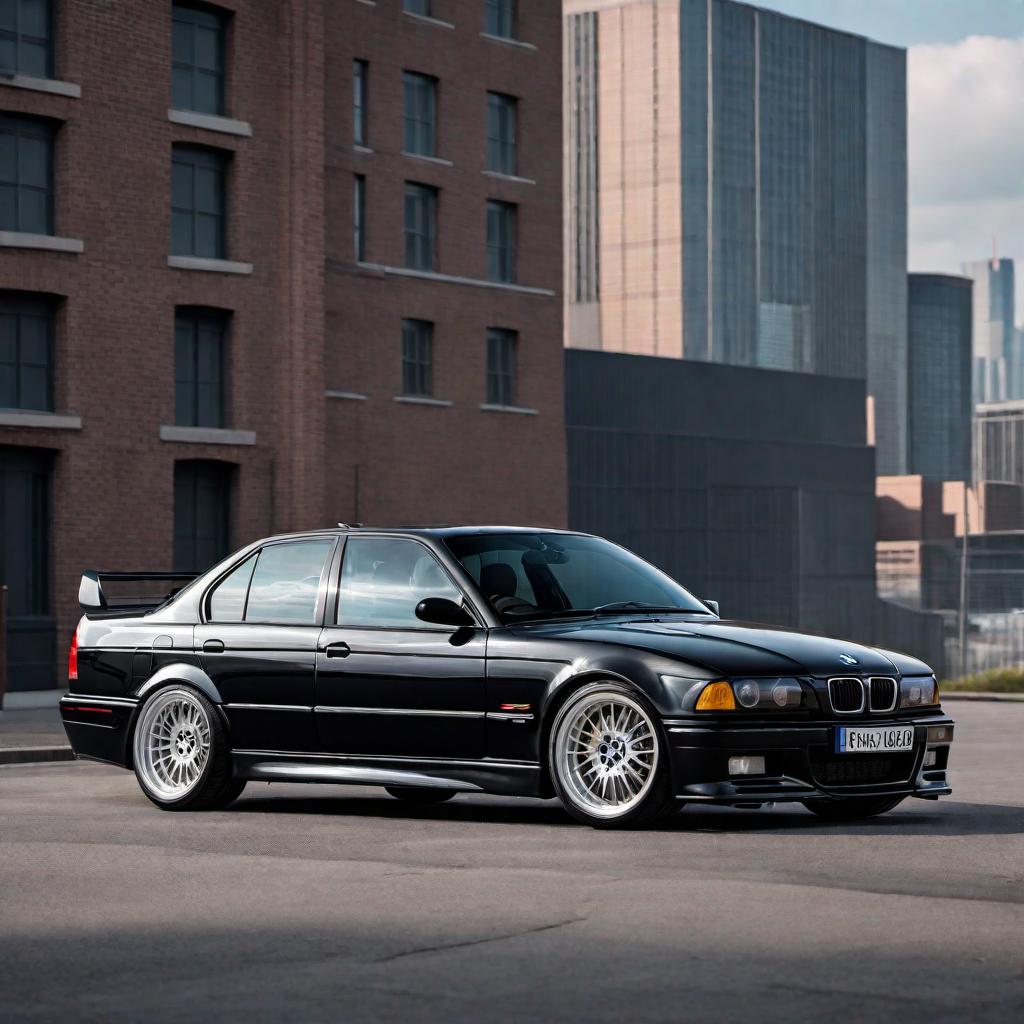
[133,688,212,801]
[554,691,659,819]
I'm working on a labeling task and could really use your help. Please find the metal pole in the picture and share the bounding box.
[958,484,970,678]
[0,584,8,710]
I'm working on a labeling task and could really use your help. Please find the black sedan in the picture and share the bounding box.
[60,526,954,829]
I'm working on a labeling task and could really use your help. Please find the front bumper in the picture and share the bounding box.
[663,713,954,803]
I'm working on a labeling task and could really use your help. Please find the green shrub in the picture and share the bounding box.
[940,667,1024,693]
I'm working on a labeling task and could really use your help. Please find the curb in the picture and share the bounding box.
[0,747,75,765]
[941,691,1024,703]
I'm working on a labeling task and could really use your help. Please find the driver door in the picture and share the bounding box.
[314,535,487,759]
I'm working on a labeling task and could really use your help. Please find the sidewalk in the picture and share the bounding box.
[0,700,73,765]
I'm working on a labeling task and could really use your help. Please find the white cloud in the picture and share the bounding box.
[907,35,1024,318]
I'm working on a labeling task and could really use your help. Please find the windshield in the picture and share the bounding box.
[444,533,711,622]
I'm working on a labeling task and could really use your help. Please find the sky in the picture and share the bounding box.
[751,0,1024,322]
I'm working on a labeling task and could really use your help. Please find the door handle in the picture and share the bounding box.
[202,639,225,654]
[323,641,351,659]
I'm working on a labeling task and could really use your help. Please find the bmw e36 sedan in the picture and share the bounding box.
[60,526,954,829]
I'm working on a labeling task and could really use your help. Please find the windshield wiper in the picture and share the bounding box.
[589,602,712,615]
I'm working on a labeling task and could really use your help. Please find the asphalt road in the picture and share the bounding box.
[1,701,1022,1023]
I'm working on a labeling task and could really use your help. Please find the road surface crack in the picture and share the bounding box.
[374,916,588,963]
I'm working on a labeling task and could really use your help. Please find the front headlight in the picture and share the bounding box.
[692,677,803,711]
[899,676,940,708]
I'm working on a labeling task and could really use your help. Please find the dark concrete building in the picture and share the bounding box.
[907,273,972,483]
[0,0,565,690]
[565,349,946,671]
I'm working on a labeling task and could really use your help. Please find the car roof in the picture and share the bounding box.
[252,525,588,545]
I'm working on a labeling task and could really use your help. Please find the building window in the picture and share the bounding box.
[175,307,227,428]
[403,0,431,14]
[403,71,437,157]
[0,0,53,78]
[486,328,517,407]
[486,92,517,176]
[173,460,232,571]
[171,3,227,116]
[353,59,368,146]
[485,0,516,39]
[0,292,53,412]
[486,200,516,283]
[0,115,53,236]
[171,145,227,259]
[401,318,433,396]
[354,174,366,262]
[404,182,437,271]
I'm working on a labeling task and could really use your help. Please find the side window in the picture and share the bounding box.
[208,552,257,621]
[338,537,462,628]
[243,540,333,624]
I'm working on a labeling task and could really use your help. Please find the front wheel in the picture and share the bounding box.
[802,795,905,821]
[549,683,672,829]
[132,686,240,811]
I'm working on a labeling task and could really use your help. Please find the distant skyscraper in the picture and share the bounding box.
[563,0,909,474]
[907,274,972,482]
[961,257,1016,404]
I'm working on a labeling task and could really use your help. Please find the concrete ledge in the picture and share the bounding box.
[168,108,253,138]
[0,747,74,765]
[0,231,84,253]
[0,410,82,430]
[403,11,455,29]
[160,425,256,446]
[483,170,536,186]
[325,390,369,401]
[356,261,555,296]
[942,691,1024,703]
[168,255,254,275]
[402,151,454,168]
[480,32,537,52]
[479,403,538,416]
[0,73,81,98]
[393,395,453,407]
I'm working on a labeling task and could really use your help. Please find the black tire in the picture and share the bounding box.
[132,685,239,811]
[548,681,674,830]
[802,795,905,821]
[385,786,457,804]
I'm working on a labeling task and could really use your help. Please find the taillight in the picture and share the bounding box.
[68,625,79,681]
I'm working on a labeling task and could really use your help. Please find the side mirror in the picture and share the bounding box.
[703,599,720,616]
[415,597,475,628]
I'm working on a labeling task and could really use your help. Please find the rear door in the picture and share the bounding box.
[314,535,487,759]
[196,537,336,752]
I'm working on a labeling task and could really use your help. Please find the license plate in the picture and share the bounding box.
[836,726,914,754]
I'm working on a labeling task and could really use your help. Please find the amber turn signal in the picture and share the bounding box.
[696,680,736,711]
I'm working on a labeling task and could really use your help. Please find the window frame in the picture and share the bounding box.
[402,70,437,157]
[172,460,233,573]
[203,536,339,625]
[403,0,432,15]
[0,0,54,79]
[404,181,437,271]
[171,144,229,259]
[486,199,517,283]
[485,0,517,40]
[353,59,369,146]
[486,327,517,407]
[0,114,55,236]
[174,306,229,429]
[332,534,478,632]
[486,92,517,176]
[401,318,434,397]
[0,291,55,413]
[353,174,366,262]
[171,2,228,117]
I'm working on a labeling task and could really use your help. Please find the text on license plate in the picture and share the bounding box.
[836,726,914,754]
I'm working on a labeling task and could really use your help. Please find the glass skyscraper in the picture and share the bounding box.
[961,258,1017,404]
[907,274,973,482]
[564,0,909,473]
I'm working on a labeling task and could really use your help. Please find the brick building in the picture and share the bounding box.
[0,0,565,690]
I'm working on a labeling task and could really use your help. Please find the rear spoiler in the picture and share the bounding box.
[78,571,201,613]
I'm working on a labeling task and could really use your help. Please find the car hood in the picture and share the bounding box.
[519,617,932,678]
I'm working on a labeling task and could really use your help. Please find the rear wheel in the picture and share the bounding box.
[385,786,457,805]
[132,686,240,811]
[549,683,673,829]
[802,795,905,820]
